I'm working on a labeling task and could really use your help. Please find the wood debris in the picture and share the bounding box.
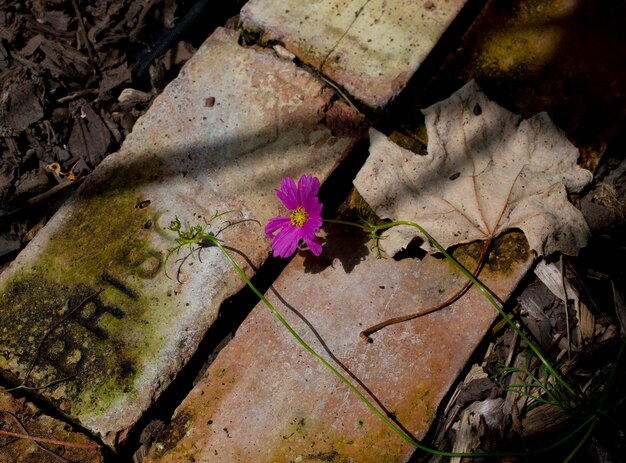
[0,0,220,262]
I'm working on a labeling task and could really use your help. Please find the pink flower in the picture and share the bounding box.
[265,175,323,258]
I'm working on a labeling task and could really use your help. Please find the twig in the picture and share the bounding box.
[318,74,359,112]
[11,374,79,393]
[560,255,572,358]
[56,88,99,104]
[360,237,493,341]
[0,429,100,451]
[135,0,211,77]
[0,177,85,227]
[70,0,99,77]
[2,412,73,462]
[527,317,579,374]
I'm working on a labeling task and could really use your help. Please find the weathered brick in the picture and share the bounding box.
[146,231,531,462]
[0,28,358,447]
[242,0,468,108]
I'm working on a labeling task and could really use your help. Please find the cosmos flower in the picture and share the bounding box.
[265,175,323,258]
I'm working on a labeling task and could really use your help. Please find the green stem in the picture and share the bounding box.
[165,214,606,459]
[397,220,578,396]
[327,218,578,398]
[210,236,509,457]
[563,418,597,463]
[210,234,593,459]
[599,338,626,410]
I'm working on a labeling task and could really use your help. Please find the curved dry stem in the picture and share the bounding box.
[360,237,493,341]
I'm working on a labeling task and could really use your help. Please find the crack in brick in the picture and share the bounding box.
[320,0,372,72]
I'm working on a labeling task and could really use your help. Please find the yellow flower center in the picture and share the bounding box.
[290,207,308,227]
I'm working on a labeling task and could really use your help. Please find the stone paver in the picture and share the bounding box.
[0,390,103,463]
[0,27,359,447]
[145,230,532,462]
[241,0,468,108]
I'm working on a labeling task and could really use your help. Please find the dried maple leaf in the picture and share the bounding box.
[354,81,592,257]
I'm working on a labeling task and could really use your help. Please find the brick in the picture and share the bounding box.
[145,231,532,462]
[242,0,468,108]
[0,28,358,447]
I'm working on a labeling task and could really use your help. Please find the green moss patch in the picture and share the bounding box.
[0,166,173,419]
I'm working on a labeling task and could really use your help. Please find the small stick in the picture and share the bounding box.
[559,255,572,358]
[0,429,100,451]
[360,237,493,341]
[2,412,73,462]
[70,0,99,77]
[319,75,359,112]
[0,177,85,227]
[56,88,99,104]
[527,317,579,374]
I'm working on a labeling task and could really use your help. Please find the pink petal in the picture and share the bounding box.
[305,212,322,231]
[276,177,299,210]
[306,201,323,226]
[298,175,321,210]
[301,229,323,256]
[305,196,323,213]
[271,224,301,257]
[265,216,291,238]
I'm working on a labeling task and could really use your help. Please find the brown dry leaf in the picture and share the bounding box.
[354,81,592,257]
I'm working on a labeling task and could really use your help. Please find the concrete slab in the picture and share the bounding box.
[0,390,103,463]
[241,0,468,108]
[145,230,532,462]
[0,28,359,447]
